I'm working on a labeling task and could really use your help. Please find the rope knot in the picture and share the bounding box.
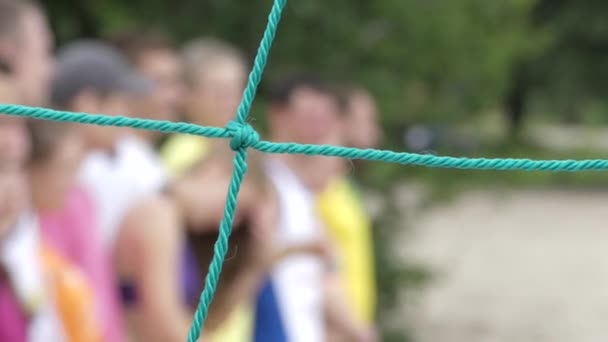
[226,120,259,150]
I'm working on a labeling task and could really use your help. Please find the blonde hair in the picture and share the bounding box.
[181,37,246,87]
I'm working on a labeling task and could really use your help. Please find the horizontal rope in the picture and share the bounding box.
[4,104,608,173]
[252,141,608,172]
[0,104,230,139]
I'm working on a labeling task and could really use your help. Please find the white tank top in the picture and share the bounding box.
[265,158,325,342]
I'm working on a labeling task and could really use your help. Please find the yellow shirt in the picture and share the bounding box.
[163,134,252,341]
[316,178,376,323]
[160,134,211,178]
[207,305,253,342]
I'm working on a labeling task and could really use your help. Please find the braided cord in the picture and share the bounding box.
[187,0,285,340]
[0,104,230,138]
[252,141,608,171]
[187,149,249,342]
[5,103,608,172]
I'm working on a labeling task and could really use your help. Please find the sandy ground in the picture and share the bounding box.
[400,189,608,342]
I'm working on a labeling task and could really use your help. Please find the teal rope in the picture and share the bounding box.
[2,0,608,340]
[253,141,608,171]
[5,102,608,172]
[187,148,249,342]
[187,0,284,340]
[234,0,286,123]
[0,104,230,138]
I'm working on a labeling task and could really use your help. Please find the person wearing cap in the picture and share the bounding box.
[51,40,155,247]
[110,29,183,198]
[52,40,192,342]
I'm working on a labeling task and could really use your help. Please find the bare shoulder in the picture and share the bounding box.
[120,193,182,246]
[129,194,179,223]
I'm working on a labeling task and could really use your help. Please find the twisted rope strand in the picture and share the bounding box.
[2,103,608,172]
[234,0,286,124]
[0,104,230,138]
[187,149,249,342]
[187,0,286,340]
[253,141,608,171]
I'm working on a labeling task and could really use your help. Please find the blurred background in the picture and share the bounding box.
[14,0,608,341]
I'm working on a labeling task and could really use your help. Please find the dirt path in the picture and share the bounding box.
[402,189,608,342]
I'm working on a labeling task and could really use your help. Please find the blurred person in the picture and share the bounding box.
[110,29,185,193]
[257,72,375,342]
[150,37,328,340]
[316,86,381,333]
[0,109,64,342]
[27,119,121,342]
[51,40,154,246]
[0,1,64,341]
[114,200,190,342]
[51,40,193,342]
[161,37,247,178]
[111,29,184,124]
[1,119,103,342]
[343,87,381,151]
[170,147,273,341]
[0,0,53,106]
[167,135,330,342]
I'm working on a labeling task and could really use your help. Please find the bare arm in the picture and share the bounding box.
[116,194,194,342]
[170,163,256,231]
[324,269,377,342]
[203,239,332,332]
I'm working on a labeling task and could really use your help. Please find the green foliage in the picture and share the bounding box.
[526,1,608,122]
[41,0,542,127]
[40,0,608,128]
[373,205,432,341]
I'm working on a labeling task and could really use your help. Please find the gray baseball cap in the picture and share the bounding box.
[51,40,154,107]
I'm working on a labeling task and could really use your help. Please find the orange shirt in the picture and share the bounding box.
[40,244,103,342]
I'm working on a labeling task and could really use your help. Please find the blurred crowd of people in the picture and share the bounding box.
[0,1,383,341]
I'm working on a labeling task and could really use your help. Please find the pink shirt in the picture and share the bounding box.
[0,277,27,342]
[39,186,124,342]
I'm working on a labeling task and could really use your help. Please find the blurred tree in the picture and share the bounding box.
[527,0,608,124]
[40,0,541,142]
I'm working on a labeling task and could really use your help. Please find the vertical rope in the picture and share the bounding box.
[187,149,249,342]
[234,0,286,124]
[187,1,286,341]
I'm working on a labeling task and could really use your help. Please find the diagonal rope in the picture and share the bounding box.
[1,0,608,341]
[234,0,286,124]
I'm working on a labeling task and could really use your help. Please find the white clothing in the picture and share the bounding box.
[114,135,167,195]
[265,158,325,342]
[78,135,167,247]
[0,212,65,342]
